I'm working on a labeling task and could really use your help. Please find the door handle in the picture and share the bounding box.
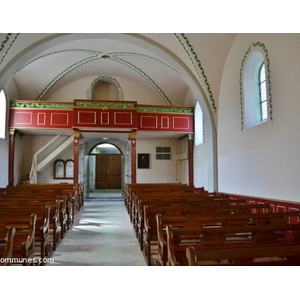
[107,170,109,174]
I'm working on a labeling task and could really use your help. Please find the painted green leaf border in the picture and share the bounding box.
[16,47,174,105]
[174,33,217,112]
[10,102,73,110]
[137,106,193,114]
[0,33,20,67]
[239,41,273,130]
[90,75,122,90]
[74,101,135,109]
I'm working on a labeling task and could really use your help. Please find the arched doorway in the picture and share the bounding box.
[89,142,123,190]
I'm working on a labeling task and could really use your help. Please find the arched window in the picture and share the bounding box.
[89,143,121,155]
[194,101,204,146]
[259,62,268,121]
[243,50,268,128]
[0,90,7,139]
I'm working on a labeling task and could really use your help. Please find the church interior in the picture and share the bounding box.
[1,32,299,202]
[0,27,299,298]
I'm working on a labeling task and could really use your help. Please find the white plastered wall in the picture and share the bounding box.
[218,33,300,202]
[136,138,179,183]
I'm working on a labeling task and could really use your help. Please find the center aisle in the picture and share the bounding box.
[47,197,147,266]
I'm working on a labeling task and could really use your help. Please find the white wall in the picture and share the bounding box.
[20,135,74,184]
[218,33,300,202]
[185,87,209,190]
[136,139,179,183]
[0,79,20,187]
[0,138,9,187]
[37,146,74,183]
[194,143,208,189]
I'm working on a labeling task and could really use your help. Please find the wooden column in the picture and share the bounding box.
[73,130,80,184]
[188,133,194,187]
[8,128,16,186]
[130,131,137,184]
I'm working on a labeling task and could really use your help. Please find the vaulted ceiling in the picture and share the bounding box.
[1,33,237,109]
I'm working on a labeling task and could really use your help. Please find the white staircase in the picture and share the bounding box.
[29,135,74,183]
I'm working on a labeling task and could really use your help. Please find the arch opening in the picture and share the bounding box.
[1,33,217,192]
[86,141,124,195]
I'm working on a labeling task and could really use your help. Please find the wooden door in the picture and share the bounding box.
[96,154,121,189]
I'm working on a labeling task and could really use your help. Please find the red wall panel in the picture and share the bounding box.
[10,109,73,129]
[138,113,193,133]
[78,111,96,125]
[51,113,69,126]
[14,112,33,125]
[10,100,194,133]
[229,193,300,224]
[114,112,133,126]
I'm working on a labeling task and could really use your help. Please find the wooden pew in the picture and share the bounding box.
[0,197,60,252]
[144,202,271,266]
[132,193,238,232]
[0,214,37,265]
[166,212,300,266]
[137,197,249,244]
[0,183,83,264]
[0,227,16,266]
[0,184,78,246]
[156,209,298,266]
[125,183,201,215]
[5,182,83,214]
[1,194,68,238]
[130,187,214,218]
[3,185,78,226]
[126,186,248,265]
[186,244,300,266]
[0,204,51,260]
[124,183,189,210]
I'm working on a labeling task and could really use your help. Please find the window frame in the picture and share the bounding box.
[194,101,204,146]
[258,62,268,122]
[239,42,272,130]
[54,159,74,179]
[0,89,7,139]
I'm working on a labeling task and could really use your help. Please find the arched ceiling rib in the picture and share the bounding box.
[1,33,237,109]
[11,35,190,106]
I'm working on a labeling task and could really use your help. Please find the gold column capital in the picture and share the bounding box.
[130,131,137,140]
[9,128,15,136]
[73,131,80,139]
[188,133,194,140]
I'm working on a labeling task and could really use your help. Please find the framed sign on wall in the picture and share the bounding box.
[137,153,150,169]
[54,159,74,179]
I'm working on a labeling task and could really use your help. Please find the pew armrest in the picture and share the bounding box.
[22,214,36,252]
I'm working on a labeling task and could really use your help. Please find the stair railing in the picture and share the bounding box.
[29,135,61,183]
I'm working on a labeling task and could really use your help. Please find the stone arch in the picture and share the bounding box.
[86,76,124,100]
[0,33,217,191]
[89,142,123,155]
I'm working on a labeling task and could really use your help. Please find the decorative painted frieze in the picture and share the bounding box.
[0,33,20,67]
[174,33,217,112]
[10,101,73,110]
[74,100,136,110]
[137,106,193,114]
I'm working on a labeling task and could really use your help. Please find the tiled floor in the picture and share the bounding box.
[46,193,146,266]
